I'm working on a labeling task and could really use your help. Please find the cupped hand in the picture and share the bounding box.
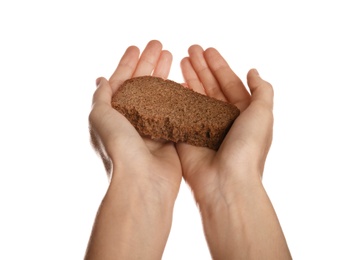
[89,40,182,199]
[177,45,274,204]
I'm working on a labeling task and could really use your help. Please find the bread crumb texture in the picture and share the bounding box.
[111,76,240,150]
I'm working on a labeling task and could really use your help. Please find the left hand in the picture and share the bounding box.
[89,40,182,201]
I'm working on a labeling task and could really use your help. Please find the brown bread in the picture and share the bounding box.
[111,76,240,150]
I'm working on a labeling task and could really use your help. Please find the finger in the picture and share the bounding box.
[219,69,274,156]
[152,50,173,79]
[204,48,250,107]
[90,78,146,158]
[188,45,227,101]
[133,40,163,77]
[109,46,140,93]
[247,69,274,109]
[180,57,206,95]
[92,77,112,105]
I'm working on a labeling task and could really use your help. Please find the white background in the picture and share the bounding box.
[1,0,349,259]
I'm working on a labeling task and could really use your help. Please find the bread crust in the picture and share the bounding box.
[111,76,240,150]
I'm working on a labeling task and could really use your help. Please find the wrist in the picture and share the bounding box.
[195,166,263,208]
[86,175,175,260]
[109,165,178,210]
[197,181,290,259]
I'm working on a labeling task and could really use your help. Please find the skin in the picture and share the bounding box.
[85,40,292,259]
[86,40,182,260]
[178,45,292,259]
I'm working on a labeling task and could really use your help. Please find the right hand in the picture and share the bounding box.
[177,45,274,205]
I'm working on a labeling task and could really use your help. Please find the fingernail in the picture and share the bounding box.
[95,77,102,87]
[253,68,260,76]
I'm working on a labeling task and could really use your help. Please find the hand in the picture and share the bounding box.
[86,40,182,260]
[177,45,291,259]
[177,45,273,204]
[89,40,182,198]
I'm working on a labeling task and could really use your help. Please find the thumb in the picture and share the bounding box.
[92,77,113,105]
[247,69,274,109]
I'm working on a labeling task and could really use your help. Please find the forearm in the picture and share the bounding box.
[85,176,175,260]
[199,177,291,260]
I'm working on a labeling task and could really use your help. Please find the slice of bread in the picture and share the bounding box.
[111,76,240,150]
